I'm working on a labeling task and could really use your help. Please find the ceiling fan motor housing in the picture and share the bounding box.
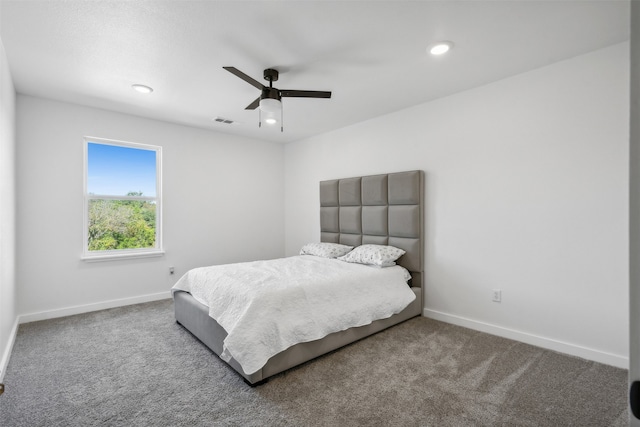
[262,87,281,101]
[262,69,281,103]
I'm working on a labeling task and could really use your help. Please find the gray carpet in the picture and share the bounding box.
[0,299,629,426]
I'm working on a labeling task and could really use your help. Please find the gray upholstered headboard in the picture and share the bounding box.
[319,170,424,287]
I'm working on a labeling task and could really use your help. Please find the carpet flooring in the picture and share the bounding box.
[0,299,629,426]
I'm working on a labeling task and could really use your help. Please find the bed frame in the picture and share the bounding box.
[173,170,424,385]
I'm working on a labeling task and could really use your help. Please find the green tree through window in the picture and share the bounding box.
[88,196,156,250]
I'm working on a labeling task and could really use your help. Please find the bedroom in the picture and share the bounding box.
[0,0,637,425]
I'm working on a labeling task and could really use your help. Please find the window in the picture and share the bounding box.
[83,137,163,260]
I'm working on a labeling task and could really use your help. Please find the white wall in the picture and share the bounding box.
[0,36,17,381]
[284,42,629,367]
[16,96,285,319]
[629,1,639,424]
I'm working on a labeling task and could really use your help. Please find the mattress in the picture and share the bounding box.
[172,255,416,376]
[173,286,422,384]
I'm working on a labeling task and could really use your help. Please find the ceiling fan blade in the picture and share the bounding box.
[281,90,332,99]
[223,66,265,90]
[245,96,260,110]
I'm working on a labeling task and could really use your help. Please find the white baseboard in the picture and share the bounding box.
[423,308,628,369]
[19,291,172,324]
[0,317,19,382]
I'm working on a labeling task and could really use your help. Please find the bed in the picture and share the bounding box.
[172,170,424,385]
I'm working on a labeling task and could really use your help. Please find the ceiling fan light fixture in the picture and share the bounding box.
[259,97,281,113]
[429,41,454,56]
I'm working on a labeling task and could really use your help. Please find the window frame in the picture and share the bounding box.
[82,136,164,261]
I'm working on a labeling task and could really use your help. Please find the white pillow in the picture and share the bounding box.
[337,244,406,267]
[299,242,354,259]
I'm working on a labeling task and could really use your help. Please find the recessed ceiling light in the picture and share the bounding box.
[429,41,454,56]
[132,84,153,94]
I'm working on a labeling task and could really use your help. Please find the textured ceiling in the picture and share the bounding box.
[0,0,630,143]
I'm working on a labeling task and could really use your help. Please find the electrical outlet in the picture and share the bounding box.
[492,289,502,303]
[169,266,175,275]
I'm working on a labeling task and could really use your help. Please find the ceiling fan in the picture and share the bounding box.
[223,66,332,131]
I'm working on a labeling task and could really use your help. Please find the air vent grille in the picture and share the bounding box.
[213,117,235,124]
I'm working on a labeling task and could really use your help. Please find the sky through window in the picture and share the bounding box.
[87,142,157,196]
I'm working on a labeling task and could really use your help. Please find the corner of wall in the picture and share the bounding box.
[0,33,18,383]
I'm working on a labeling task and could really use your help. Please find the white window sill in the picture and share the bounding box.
[81,250,165,262]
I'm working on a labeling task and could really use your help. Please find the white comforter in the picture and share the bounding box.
[171,255,416,375]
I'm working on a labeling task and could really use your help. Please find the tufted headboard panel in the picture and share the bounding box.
[319,170,424,287]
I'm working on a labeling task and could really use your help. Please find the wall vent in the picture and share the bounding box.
[213,117,235,124]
